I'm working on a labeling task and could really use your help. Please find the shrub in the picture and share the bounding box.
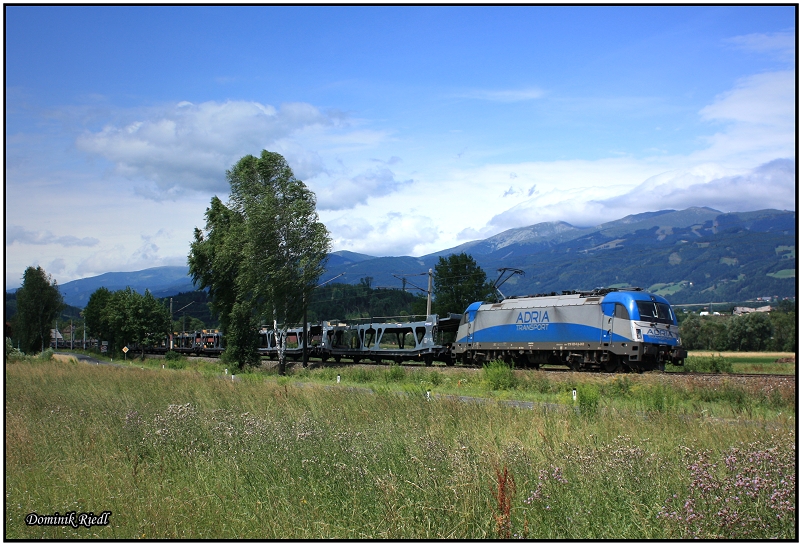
[685,355,732,374]
[37,348,54,361]
[5,338,24,362]
[166,358,188,370]
[164,350,182,361]
[385,364,405,383]
[483,360,517,390]
[578,384,600,417]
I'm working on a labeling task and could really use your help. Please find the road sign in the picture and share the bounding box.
[122,346,129,353]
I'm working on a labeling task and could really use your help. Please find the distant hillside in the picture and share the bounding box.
[46,251,376,308]
[17,208,795,309]
[320,208,796,305]
[57,266,195,307]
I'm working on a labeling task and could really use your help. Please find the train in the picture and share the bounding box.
[140,286,687,372]
[453,287,686,372]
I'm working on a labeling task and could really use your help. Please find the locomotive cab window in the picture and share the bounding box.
[635,301,674,325]
[614,303,630,320]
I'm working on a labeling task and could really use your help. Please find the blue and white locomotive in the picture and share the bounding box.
[453,287,687,372]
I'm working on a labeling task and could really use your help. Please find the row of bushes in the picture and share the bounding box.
[678,310,795,352]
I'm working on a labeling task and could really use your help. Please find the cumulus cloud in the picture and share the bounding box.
[75,100,341,198]
[695,70,795,165]
[488,159,795,230]
[478,66,795,235]
[313,167,413,211]
[7,225,100,247]
[327,212,439,256]
[48,258,67,274]
[597,159,795,213]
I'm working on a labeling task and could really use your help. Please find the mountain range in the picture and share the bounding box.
[42,207,796,308]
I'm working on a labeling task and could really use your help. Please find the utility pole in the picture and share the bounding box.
[427,268,433,317]
[169,298,173,350]
[302,293,308,368]
[392,270,434,317]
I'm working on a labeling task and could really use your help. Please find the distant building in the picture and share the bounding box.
[733,305,772,315]
[50,329,63,348]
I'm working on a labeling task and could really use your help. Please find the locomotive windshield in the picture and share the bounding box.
[635,300,675,325]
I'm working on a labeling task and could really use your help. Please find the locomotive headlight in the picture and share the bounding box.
[635,328,642,340]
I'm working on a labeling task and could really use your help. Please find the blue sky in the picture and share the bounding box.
[5,5,796,288]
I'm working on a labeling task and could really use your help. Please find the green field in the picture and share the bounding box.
[767,269,796,279]
[5,354,796,539]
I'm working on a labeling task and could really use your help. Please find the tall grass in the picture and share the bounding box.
[5,358,796,539]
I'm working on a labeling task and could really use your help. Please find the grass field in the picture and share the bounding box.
[683,352,795,376]
[5,354,796,539]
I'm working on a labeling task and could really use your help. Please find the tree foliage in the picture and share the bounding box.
[83,287,171,356]
[84,287,115,349]
[13,266,64,353]
[432,253,494,316]
[677,310,794,352]
[188,150,331,371]
[306,282,426,322]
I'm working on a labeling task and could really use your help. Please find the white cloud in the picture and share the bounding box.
[48,258,67,274]
[725,31,795,61]
[75,100,340,198]
[486,158,794,232]
[699,70,794,127]
[593,158,795,216]
[73,236,188,279]
[7,225,100,247]
[694,70,795,165]
[460,87,546,102]
[327,211,439,257]
[313,168,414,211]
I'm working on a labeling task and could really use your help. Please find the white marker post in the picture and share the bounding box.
[572,388,577,403]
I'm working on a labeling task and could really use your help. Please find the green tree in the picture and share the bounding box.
[769,309,797,352]
[189,150,331,372]
[727,312,773,352]
[120,288,171,359]
[172,316,206,334]
[432,253,494,316]
[84,287,114,349]
[699,317,730,351]
[14,266,64,354]
[677,312,702,350]
[84,287,170,356]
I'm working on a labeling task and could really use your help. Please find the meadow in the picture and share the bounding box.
[5,353,796,539]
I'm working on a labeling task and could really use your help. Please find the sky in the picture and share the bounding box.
[5,5,796,288]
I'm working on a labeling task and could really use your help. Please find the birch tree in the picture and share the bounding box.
[188,150,331,372]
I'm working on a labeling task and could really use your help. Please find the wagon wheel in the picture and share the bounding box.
[603,356,621,373]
